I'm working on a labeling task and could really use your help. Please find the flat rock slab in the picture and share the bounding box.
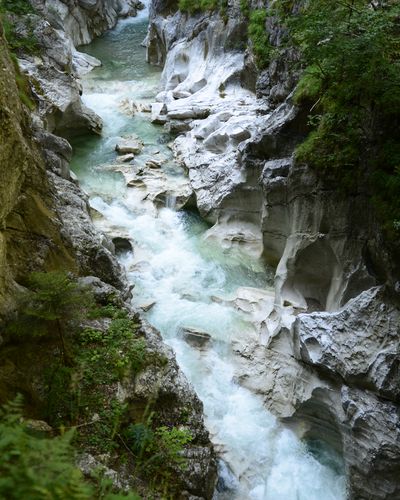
[138,301,156,312]
[117,153,135,163]
[180,327,212,349]
[116,135,144,155]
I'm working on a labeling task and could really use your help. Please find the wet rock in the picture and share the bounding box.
[173,89,192,99]
[72,50,101,76]
[117,153,135,163]
[180,327,212,349]
[127,178,146,188]
[294,286,400,402]
[145,158,162,169]
[151,102,168,124]
[115,136,144,155]
[112,237,133,254]
[152,188,193,210]
[138,301,156,312]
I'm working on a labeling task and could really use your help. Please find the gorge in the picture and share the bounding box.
[0,1,399,499]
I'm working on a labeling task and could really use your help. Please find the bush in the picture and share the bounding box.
[0,0,34,15]
[125,421,192,494]
[285,0,400,238]
[248,9,271,69]
[7,272,94,365]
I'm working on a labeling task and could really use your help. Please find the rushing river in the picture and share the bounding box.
[70,9,347,500]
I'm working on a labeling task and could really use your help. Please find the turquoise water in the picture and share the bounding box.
[71,12,347,500]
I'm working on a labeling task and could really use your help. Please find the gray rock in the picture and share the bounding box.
[117,153,135,163]
[180,327,212,349]
[115,136,144,155]
[112,237,133,254]
[294,286,400,402]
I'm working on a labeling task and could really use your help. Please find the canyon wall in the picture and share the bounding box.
[0,3,217,497]
[146,0,400,497]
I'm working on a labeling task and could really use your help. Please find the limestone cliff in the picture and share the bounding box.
[145,0,400,497]
[0,7,217,497]
[0,31,76,312]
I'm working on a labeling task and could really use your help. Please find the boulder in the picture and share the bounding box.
[115,136,144,155]
[180,327,212,349]
[294,286,400,402]
[112,237,133,254]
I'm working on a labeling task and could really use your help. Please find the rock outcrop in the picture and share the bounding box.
[0,9,217,498]
[0,32,125,314]
[11,0,143,138]
[145,0,400,497]
[31,0,143,46]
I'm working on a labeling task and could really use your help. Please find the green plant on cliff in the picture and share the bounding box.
[0,0,34,15]
[178,0,220,14]
[281,0,400,238]
[125,420,192,495]
[0,0,39,56]
[248,9,273,69]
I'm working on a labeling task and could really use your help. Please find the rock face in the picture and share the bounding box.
[146,0,267,258]
[13,0,143,138]
[30,0,143,46]
[294,287,400,402]
[0,22,217,500]
[0,33,125,314]
[146,0,400,497]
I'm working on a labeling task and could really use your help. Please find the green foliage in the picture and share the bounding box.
[1,272,182,495]
[43,301,151,454]
[283,0,400,236]
[240,0,249,17]
[78,317,146,381]
[23,271,93,322]
[9,51,36,109]
[0,396,93,500]
[1,13,39,56]
[0,396,140,499]
[88,303,129,320]
[125,420,192,494]
[0,0,34,15]
[178,0,219,14]
[248,9,272,69]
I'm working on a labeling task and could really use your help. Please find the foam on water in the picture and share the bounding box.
[72,14,348,500]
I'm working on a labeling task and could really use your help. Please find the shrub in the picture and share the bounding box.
[125,421,192,493]
[248,9,271,69]
[279,0,400,238]
[0,396,140,499]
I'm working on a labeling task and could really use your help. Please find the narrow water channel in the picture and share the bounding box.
[70,10,347,500]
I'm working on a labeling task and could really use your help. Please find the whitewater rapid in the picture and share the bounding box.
[71,9,347,500]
